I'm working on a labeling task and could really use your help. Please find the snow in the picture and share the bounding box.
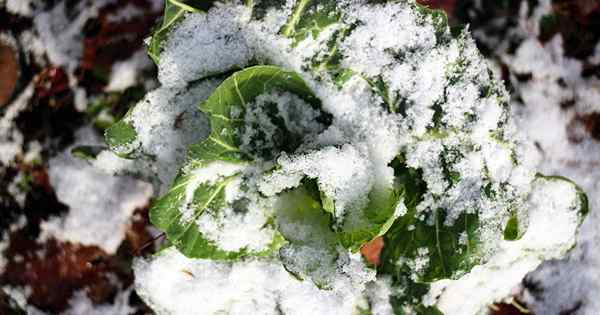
[40,128,153,254]
[4,0,37,17]
[194,197,276,252]
[3,285,135,315]
[33,1,95,73]
[0,216,27,274]
[7,172,27,207]
[0,238,7,273]
[95,80,220,193]
[2,285,42,315]
[238,90,327,159]
[31,0,138,71]
[260,145,373,224]
[64,289,135,315]
[18,30,47,66]
[106,3,145,23]
[509,50,600,313]
[0,83,34,166]
[105,49,153,92]
[340,1,437,78]
[158,6,253,87]
[520,250,600,315]
[30,0,160,112]
[134,247,368,315]
[130,81,218,188]
[457,0,600,312]
[365,277,394,315]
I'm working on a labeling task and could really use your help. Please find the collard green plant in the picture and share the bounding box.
[103,1,589,314]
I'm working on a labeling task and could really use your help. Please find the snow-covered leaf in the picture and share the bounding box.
[379,157,481,312]
[275,180,340,288]
[280,0,340,44]
[151,65,328,260]
[189,65,324,163]
[338,185,402,251]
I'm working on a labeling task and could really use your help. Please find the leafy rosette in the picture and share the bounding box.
[101,0,589,314]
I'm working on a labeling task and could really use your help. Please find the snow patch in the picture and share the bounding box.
[40,128,152,254]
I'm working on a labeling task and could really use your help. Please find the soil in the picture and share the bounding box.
[0,40,19,106]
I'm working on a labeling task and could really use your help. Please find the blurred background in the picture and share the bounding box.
[0,0,598,314]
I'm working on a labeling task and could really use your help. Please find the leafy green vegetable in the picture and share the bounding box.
[149,63,402,286]
[107,1,592,314]
[151,65,330,260]
[151,170,286,259]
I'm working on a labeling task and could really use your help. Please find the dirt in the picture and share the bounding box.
[0,40,19,106]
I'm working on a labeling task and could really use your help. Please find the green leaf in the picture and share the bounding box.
[385,278,444,315]
[280,0,340,44]
[539,14,560,42]
[150,170,284,259]
[361,75,397,113]
[264,155,403,253]
[277,1,451,114]
[275,180,340,288]
[379,156,481,311]
[249,0,288,20]
[86,87,147,130]
[339,186,402,251]
[151,174,236,258]
[503,214,519,241]
[104,120,139,158]
[384,208,481,282]
[191,65,325,162]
